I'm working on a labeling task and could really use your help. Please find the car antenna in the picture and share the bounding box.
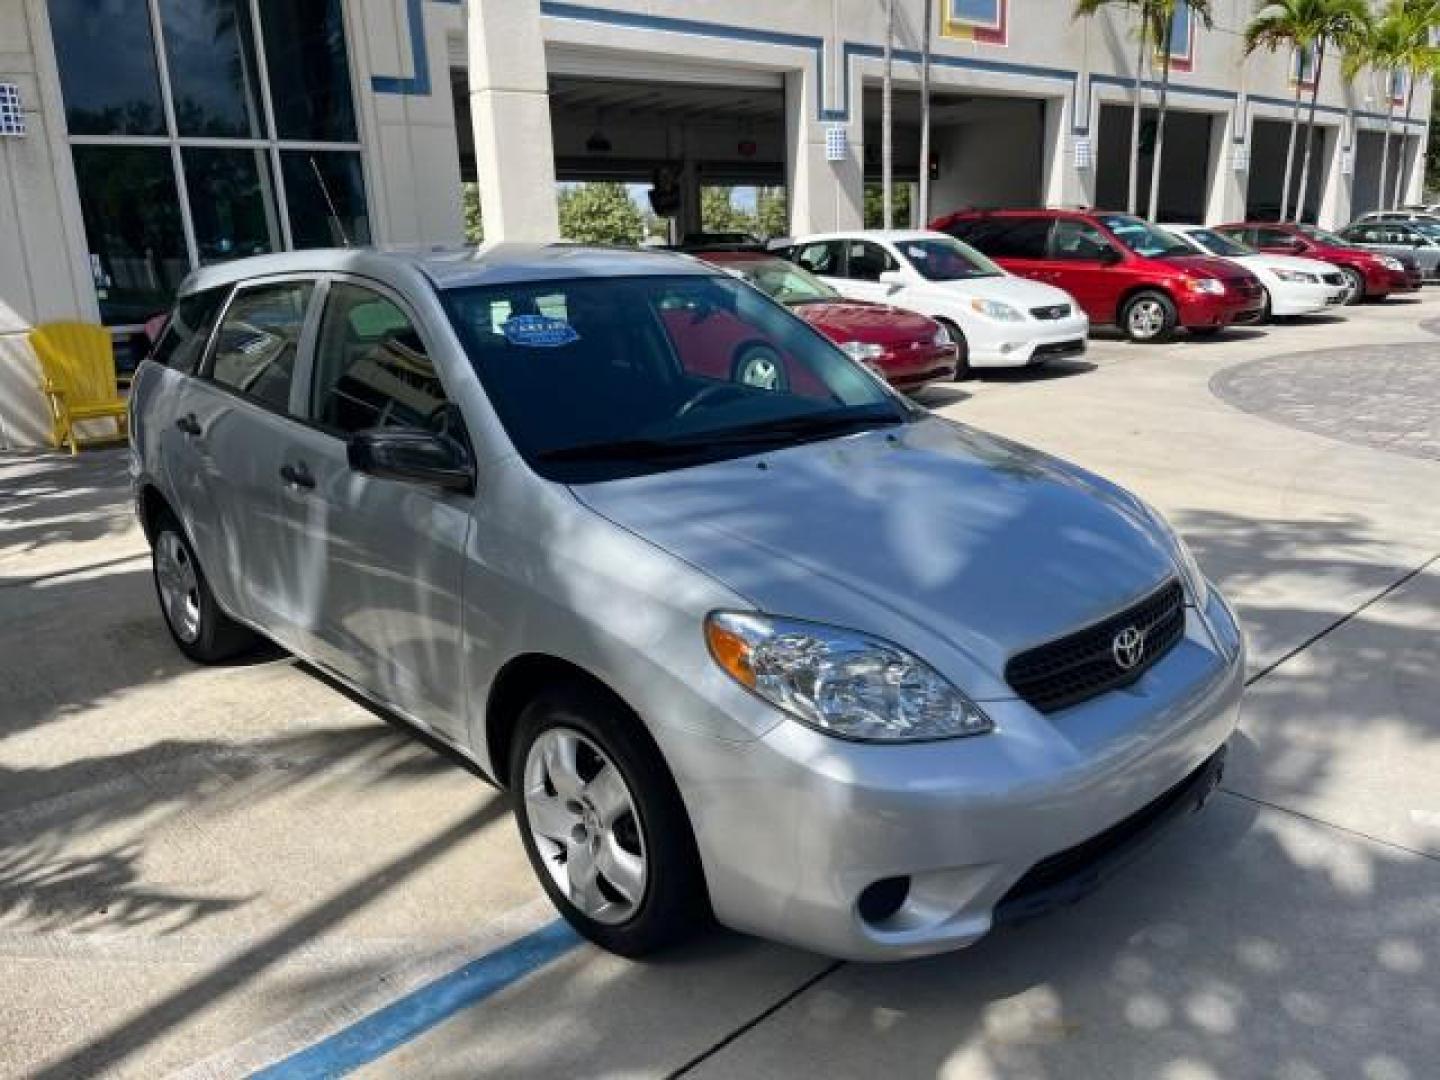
[309,155,351,247]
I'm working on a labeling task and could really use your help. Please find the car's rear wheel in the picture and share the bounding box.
[510,684,709,957]
[152,514,257,663]
[937,318,971,380]
[1340,266,1366,305]
[1120,291,1177,343]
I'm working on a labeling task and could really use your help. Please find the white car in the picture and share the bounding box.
[782,230,1089,376]
[1162,223,1347,319]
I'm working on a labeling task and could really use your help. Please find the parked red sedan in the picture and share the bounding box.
[1213,222,1417,304]
[696,251,958,389]
[934,208,1265,341]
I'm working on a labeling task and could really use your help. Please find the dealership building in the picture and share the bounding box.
[0,0,1430,446]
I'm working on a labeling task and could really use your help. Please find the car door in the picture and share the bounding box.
[790,239,849,292]
[1252,226,1308,256]
[187,277,321,634]
[836,239,901,304]
[1041,218,1125,323]
[273,276,472,737]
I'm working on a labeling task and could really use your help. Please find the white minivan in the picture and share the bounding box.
[782,230,1089,377]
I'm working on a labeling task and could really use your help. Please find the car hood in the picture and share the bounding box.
[571,417,1177,699]
[790,299,938,344]
[1233,253,1339,276]
[1164,253,1251,279]
[927,274,1078,308]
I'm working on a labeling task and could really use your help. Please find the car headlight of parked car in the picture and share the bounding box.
[932,324,953,346]
[1186,277,1226,295]
[1378,255,1404,271]
[839,341,886,362]
[1135,500,1209,609]
[1273,269,1317,284]
[968,298,1024,322]
[705,612,993,741]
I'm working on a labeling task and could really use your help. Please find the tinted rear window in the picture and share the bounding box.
[958,217,1050,259]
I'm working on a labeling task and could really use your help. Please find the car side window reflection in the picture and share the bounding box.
[209,280,314,412]
[793,241,844,276]
[310,282,465,444]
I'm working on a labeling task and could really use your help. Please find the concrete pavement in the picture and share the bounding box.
[1,297,1437,1078]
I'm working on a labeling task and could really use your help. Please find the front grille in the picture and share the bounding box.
[1004,579,1186,713]
[1322,272,1345,286]
[1030,304,1071,320]
[1225,277,1264,300]
[1032,339,1086,360]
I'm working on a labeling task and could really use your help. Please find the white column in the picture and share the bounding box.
[784,64,862,235]
[1041,94,1073,209]
[467,0,558,242]
[1317,123,1348,229]
[1205,112,1241,224]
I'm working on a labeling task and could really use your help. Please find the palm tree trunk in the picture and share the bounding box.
[1128,20,1148,215]
[1294,42,1325,223]
[1279,57,1303,222]
[1376,81,1396,218]
[882,0,895,229]
[918,0,933,225]
[1391,77,1416,209]
[1145,14,1173,221]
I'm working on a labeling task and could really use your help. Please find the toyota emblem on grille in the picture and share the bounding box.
[1112,625,1145,671]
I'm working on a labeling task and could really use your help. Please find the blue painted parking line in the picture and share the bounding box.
[254,919,582,1079]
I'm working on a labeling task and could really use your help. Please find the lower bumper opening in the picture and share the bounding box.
[993,745,1228,927]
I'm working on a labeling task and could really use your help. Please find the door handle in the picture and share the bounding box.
[279,462,315,490]
[175,414,202,436]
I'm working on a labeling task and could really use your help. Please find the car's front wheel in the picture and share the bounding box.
[511,684,709,957]
[152,514,257,662]
[1121,290,1177,343]
[936,318,971,380]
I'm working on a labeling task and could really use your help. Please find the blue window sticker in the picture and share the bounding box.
[502,314,579,348]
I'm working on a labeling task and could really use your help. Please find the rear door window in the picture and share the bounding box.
[843,241,898,282]
[971,217,1050,259]
[149,287,230,375]
[207,280,315,412]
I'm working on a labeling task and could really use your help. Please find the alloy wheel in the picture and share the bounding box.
[523,727,647,925]
[155,530,201,644]
[1127,299,1167,340]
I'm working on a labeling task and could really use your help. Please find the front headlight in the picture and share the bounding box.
[932,323,953,346]
[969,298,1024,321]
[1136,500,1209,608]
[840,341,886,362]
[1379,255,1404,271]
[1187,277,1226,295]
[705,612,993,741]
[1274,269,1317,284]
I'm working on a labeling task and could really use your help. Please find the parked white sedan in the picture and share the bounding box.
[782,230,1089,377]
[1162,223,1347,319]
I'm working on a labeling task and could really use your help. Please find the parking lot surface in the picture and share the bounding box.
[3,299,1438,1078]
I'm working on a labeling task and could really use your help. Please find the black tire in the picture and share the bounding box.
[1340,266,1366,306]
[731,343,788,391]
[1260,287,1274,323]
[151,512,257,663]
[937,318,971,380]
[1120,290,1178,343]
[510,683,709,957]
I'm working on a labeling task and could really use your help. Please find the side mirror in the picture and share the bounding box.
[878,269,906,288]
[348,428,473,493]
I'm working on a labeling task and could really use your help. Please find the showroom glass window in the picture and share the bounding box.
[47,0,369,326]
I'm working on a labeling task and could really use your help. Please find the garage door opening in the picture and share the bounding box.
[1096,104,1217,222]
[453,66,787,244]
[862,86,1046,227]
[1350,127,1417,219]
[1246,118,1330,222]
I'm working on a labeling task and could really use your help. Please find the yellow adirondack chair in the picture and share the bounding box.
[28,322,128,455]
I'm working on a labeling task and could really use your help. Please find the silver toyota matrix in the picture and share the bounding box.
[130,245,1244,961]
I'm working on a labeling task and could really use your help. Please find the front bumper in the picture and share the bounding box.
[967,314,1091,368]
[1268,280,1347,316]
[679,588,1245,960]
[1176,291,1264,328]
[876,341,959,388]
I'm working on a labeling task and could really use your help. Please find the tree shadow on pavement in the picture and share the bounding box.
[0,449,136,567]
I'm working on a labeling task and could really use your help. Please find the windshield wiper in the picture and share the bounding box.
[537,438,716,463]
[697,408,906,445]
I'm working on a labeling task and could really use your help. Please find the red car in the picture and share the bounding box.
[932,208,1266,342]
[1213,222,1417,304]
[696,252,958,389]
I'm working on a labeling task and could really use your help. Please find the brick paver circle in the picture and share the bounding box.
[1209,343,1440,462]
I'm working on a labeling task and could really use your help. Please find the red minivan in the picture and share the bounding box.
[932,209,1265,342]
[1213,221,1416,304]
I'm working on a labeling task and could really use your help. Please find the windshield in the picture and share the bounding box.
[1181,227,1254,258]
[441,274,911,482]
[1098,215,1195,258]
[896,236,1003,281]
[721,258,839,305]
[1408,222,1440,241]
[1296,224,1352,248]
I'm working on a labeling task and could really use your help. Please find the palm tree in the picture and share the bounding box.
[918,0,934,225]
[1073,1,1213,220]
[882,0,895,229]
[1073,0,1152,215]
[1386,1,1440,208]
[1245,1,1368,224]
[1344,4,1408,216]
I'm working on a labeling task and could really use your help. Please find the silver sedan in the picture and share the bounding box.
[129,245,1243,961]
